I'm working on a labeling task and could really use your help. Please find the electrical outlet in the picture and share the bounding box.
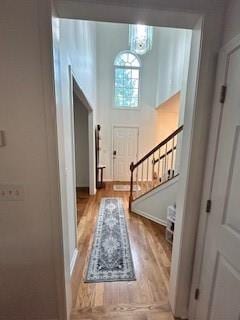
[0,184,24,201]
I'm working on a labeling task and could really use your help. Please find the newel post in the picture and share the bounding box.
[129,162,134,212]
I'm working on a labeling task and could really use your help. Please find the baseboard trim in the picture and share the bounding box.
[70,248,79,276]
[131,208,167,227]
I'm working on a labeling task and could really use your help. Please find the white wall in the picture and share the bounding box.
[156,92,180,139]
[0,1,65,319]
[74,94,89,187]
[132,178,178,225]
[156,28,191,106]
[52,16,97,315]
[96,22,190,180]
[56,18,96,264]
[222,0,240,45]
[0,1,227,319]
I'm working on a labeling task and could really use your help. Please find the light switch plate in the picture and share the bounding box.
[0,184,24,201]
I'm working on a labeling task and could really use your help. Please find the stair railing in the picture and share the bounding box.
[129,125,183,210]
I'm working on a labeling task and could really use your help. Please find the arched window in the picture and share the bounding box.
[114,51,140,108]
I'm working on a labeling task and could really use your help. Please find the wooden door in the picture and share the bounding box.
[196,43,240,319]
[113,127,138,181]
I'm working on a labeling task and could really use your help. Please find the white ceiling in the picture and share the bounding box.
[55,0,227,15]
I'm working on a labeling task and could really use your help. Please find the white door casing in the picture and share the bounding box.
[195,40,240,320]
[113,126,139,181]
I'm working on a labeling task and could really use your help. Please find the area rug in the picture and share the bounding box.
[113,184,141,192]
[85,198,136,282]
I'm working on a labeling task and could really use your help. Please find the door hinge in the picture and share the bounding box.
[195,288,200,300]
[206,199,212,213]
[220,85,227,103]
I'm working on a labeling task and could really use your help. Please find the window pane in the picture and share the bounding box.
[123,69,132,82]
[114,52,140,68]
[132,69,139,79]
[115,68,124,78]
[128,54,135,64]
[124,96,131,107]
[115,95,123,106]
[132,89,138,98]
[115,68,124,87]
[114,54,140,108]
[115,87,124,96]
[121,53,128,64]
[132,79,139,89]
[132,98,138,107]
[131,59,140,67]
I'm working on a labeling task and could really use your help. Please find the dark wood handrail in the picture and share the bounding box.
[131,125,183,171]
[129,125,183,210]
[153,145,177,164]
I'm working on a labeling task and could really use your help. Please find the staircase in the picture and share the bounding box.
[129,126,183,211]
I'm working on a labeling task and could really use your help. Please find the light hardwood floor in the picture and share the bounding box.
[71,182,175,320]
[76,187,90,225]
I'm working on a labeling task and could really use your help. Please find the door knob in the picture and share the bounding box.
[113,150,117,156]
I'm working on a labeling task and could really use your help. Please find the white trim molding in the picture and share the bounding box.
[70,248,79,276]
[52,3,225,319]
[189,32,240,320]
[131,208,167,226]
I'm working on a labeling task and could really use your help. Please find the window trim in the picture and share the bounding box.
[113,51,141,110]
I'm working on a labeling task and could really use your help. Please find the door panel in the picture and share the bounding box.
[209,255,240,320]
[113,127,138,181]
[223,126,240,232]
[196,46,240,319]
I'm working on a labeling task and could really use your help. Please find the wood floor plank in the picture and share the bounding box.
[71,182,175,319]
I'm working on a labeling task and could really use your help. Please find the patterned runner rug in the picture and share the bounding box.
[85,198,136,282]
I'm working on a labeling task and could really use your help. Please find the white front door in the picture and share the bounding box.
[113,127,139,181]
[196,44,240,319]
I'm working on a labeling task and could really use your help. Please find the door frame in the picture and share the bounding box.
[189,33,240,320]
[52,2,225,319]
[68,65,95,275]
[68,66,78,273]
[70,67,95,196]
[112,125,139,181]
[68,65,95,276]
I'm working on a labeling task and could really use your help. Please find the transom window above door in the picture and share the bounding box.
[114,51,140,109]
